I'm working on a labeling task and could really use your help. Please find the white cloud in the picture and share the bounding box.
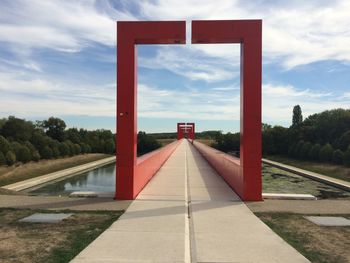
[262,83,349,125]
[139,46,239,82]
[0,71,115,117]
[0,0,136,52]
[137,0,350,69]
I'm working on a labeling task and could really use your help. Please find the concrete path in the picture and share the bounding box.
[2,156,115,192]
[72,140,309,263]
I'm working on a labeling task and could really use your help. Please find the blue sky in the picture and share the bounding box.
[0,0,350,133]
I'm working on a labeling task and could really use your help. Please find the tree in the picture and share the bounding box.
[292,105,303,127]
[334,131,350,151]
[343,146,350,167]
[32,151,40,162]
[41,146,53,159]
[300,142,312,160]
[73,144,81,155]
[137,131,162,156]
[5,151,16,166]
[104,139,115,154]
[0,151,6,165]
[17,145,32,163]
[42,117,66,141]
[319,143,334,162]
[0,135,10,154]
[294,140,305,159]
[59,142,70,156]
[1,116,34,141]
[308,144,321,161]
[332,150,344,165]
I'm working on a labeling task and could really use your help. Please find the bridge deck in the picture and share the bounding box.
[72,140,309,262]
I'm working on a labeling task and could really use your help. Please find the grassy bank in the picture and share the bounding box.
[156,138,176,146]
[266,155,350,183]
[0,208,122,263]
[256,212,350,263]
[0,153,112,187]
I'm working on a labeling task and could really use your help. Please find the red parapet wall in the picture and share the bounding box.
[133,139,182,198]
[193,141,262,201]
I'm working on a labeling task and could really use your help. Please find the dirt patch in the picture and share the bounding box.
[0,208,122,263]
[256,212,350,263]
[0,154,111,187]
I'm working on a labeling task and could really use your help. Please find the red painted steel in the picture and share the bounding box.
[177,122,185,140]
[116,21,186,200]
[192,20,262,201]
[177,123,195,140]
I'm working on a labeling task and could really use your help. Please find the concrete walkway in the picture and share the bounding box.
[72,140,309,263]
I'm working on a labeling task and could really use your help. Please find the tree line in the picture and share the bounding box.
[0,116,115,166]
[210,106,350,167]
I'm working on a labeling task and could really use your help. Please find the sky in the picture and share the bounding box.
[0,0,350,133]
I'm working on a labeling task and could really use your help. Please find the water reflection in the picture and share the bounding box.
[32,164,115,195]
[31,163,350,199]
[262,164,350,199]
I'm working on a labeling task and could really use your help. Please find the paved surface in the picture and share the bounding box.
[2,156,115,191]
[18,213,73,223]
[262,193,317,200]
[247,199,350,214]
[263,158,350,191]
[0,194,131,211]
[72,140,309,263]
[304,216,350,226]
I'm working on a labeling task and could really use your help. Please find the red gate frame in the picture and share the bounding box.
[116,20,262,201]
[116,21,186,199]
[192,20,262,201]
[177,122,195,140]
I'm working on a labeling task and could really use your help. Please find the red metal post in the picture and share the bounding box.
[116,22,186,199]
[192,20,262,201]
[177,122,185,140]
[187,122,195,140]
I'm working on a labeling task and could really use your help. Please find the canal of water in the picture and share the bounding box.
[30,163,350,199]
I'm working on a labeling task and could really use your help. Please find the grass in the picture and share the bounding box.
[0,208,123,263]
[156,138,176,146]
[0,153,112,187]
[256,212,350,263]
[196,139,215,146]
[266,155,350,183]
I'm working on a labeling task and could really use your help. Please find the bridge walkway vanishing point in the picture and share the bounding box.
[72,140,309,263]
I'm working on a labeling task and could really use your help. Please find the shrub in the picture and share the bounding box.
[52,147,60,158]
[300,142,312,160]
[32,150,40,162]
[73,144,81,155]
[10,141,22,157]
[17,145,32,163]
[59,142,70,157]
[343,146,350,167]
[308,144,321,161]
[0,151,6,165]
[6,151,16,165]
[41,146,53,159]
[332,149,344,165]
[0,135,10,154]
[319,143,334,163]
